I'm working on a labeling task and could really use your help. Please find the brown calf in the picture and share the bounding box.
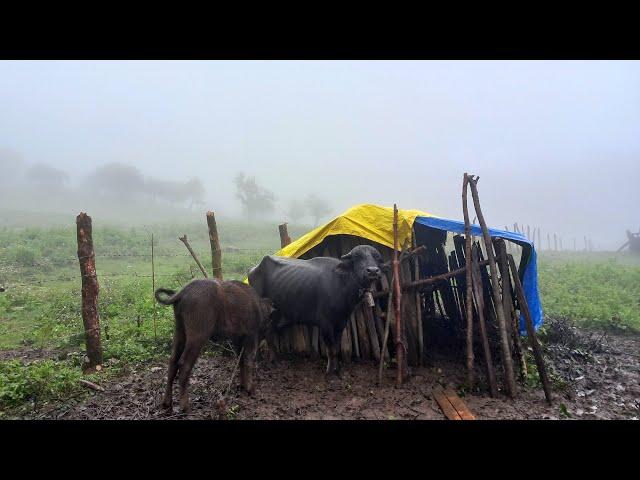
[155,279,273,413]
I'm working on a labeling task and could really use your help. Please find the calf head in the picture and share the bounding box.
[336,245,384,287]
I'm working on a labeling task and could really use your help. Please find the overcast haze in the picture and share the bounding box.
[1,60,639,248]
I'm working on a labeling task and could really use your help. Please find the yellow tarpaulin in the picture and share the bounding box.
[274,203,434,259]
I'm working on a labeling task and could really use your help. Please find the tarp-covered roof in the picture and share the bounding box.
[267,203,543,334]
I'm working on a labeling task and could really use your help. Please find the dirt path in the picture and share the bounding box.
[6,322,639,420]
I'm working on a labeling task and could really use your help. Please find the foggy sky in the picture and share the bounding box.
[1,60,639,248]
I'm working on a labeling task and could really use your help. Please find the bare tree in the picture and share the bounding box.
[305,193,331,226]
[234,172,276,220]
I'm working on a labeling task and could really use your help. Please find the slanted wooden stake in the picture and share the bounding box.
[76,212,103,372]
[467,175,516,397]
[392,204,404,386]
[507,254,553,405]
[471,245,498,397]
[151,233,157,341]
[206,211,223,280]
[179,234,208,278]
[462,173,474,387]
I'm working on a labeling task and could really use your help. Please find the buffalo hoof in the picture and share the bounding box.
[161,398,173,411]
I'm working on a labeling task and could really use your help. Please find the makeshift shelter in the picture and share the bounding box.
[253,203,542,367]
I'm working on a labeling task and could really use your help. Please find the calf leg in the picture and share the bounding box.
[241,335,258,395]
[177,336,207,413]
[162,317,186,410]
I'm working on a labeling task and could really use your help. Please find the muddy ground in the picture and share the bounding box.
[8,320,640,420]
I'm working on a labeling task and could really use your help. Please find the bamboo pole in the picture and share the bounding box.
[471,246,498,397]
[76,212,103,372]
[467,175,516,397]
[151,233,157,341]
[392,204,404,386]
[507,254,553,404]
[462,173,474,387]
[206,211,223,280]
[179,234,208,278]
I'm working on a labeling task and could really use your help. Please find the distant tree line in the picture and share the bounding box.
[234,171,332,225]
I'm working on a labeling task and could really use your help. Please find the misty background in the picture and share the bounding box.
[1,60,638,248]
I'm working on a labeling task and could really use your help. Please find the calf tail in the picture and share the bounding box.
[155,288,181,305]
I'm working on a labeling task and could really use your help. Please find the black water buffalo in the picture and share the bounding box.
[155,279,274,413]
[248,244,384,375]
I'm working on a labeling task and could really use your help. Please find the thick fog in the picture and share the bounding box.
[1,60,639,248]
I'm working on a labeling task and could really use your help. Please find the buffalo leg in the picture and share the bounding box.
[177,336,207,413]
[323,327,342,377]
[162,316,186,410]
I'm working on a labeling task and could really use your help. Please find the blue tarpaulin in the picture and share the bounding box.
[413,216,543,335]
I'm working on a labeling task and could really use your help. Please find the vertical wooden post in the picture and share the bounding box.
[467,176,516,397]
[278,223,291,248]
[206,211,223,280]
[554,233,558,251]
[462,173,474,387]
[151,233,157,341]
[76,212,103,371]
[392,204,404,386]
[508,254,553,404]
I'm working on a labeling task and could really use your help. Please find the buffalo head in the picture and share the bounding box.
[337,245,384,287]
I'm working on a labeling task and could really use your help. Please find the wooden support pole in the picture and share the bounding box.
[412,233,424,366]
[206,211,223,280]
[471,246,498,397]
[495,238,527,380]
[151,233,157,341]
[507,254,553,404]
[76,212,103,371]
[378,269,395,385]
[372,259,491,298]
[179,234,208,278]
[467,175,516,397]
[392,204,404,386]
[462,173,474,387]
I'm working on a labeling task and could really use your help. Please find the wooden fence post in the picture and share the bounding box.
[278,223,291,248]
[76,212,103,372]
[151,233,157,341]
[206,211,223,280]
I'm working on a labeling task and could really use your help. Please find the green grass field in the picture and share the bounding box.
[1,219,639,415]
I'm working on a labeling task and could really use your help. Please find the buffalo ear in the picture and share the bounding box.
[335,253,354,274]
